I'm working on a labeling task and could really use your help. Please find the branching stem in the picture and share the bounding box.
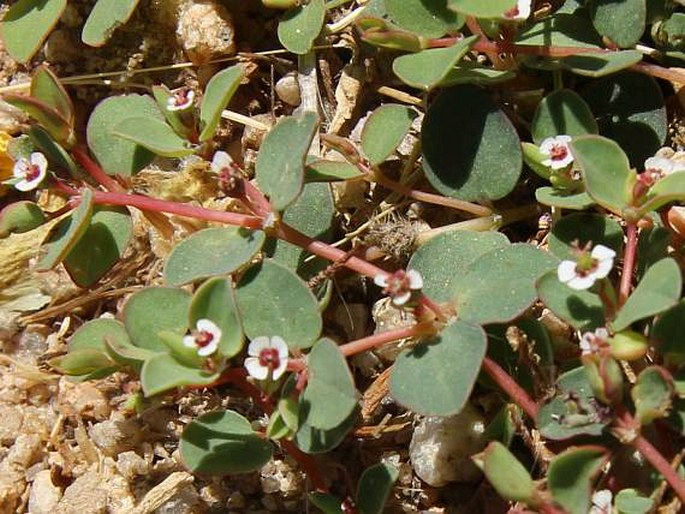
[619,223,638,306]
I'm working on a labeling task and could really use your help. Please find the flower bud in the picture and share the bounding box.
[607,330,649,361]
[583,354,624,405]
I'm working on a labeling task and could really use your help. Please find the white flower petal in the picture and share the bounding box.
[595,328,609,340]
[393,291,411,306]
[539,138,556,156]
[590,489,612,514]
[13,159,30,179]
[211,151,233,173]
[591,244,616,261]
[183,335,197,348]
[556,135,572,144]
[248,336,271,357]
[30,152,48,171]
[644,156,672,173]
[567,274,596,290]
[557,260,578,283]
[579,335,593,355]
[244,357,268,380]
[374,274,389,288]
[196,318,221,340]
[407,270,423,290]
[549,153,574,170]
[593,259,613,279]
[271,335,289,359]
[198,339,219,357]
[272,357,288,380]
[515,0,531,19]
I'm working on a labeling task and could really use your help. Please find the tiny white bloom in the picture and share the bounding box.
[504,0,532,20]
[211,151,233,174]
[244,336,289,380]
[374,269,423,306]
[557,244,616,290]
[540,135,574,170]
[166,88,195,111]
[13,152,47,191]
[644,156,685,176]
[183,318,221,357]
[590,489,612,514]
[580,327,609,356]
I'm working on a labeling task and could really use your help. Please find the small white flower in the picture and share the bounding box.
[244,336,289,380]
[644,156,685,176]
[557,244,616,290]
[183,318,221,357]
[590,489,612,514]
[540,135,574,170]
[580,327,609,356]
[374,269,423,306]
[166,88,195,111]
[211,151,233,173]
[503,0,532,20]
[13,152,47,191]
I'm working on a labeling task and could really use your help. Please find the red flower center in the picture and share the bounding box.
[172,89,191,107]
[24,164,41,181]
[504,6,520,17]
[550,144,568,161]
[195,330,215,348]
[386,270,411,296]
[259,348,281,369]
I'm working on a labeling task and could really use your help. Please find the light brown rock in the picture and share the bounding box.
[176,0,235,64]
[28,469,62,514]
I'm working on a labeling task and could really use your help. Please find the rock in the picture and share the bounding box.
[0,100,26,134]
[28,469,62,514]
[55,470,107,514]
[409,404,487,487]
[176,0,235,64]
[88,414,140,456]
[57,378,111,420]
[275,72,301,107]
[115,451,150,479]
[0,434,42,513]
[0,404,23,445]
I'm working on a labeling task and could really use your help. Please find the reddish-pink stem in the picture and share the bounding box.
[339,324,432,357]
[619,223,638,306]
[481,356,539,419]
[72,147,124,192]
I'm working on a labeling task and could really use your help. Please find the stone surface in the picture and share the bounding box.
[28,469,62,514]
[176,0,235,63]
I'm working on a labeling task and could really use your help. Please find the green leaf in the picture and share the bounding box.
[31,65,73,125]
[408,230,509,303]
[390,321,487,416]
[141,353,220,396]
[531,89,598,145]
[63,206,133,288]
[392,36,477,91]
[612,258,682,331]
[70,318,130,353]
[112,117,194,158]
[422,85,522,202]
[590,0,646,48]
[305,160,364,182]
[561,50,643,78]
[548,212,623,260]
[385,0,463,38]
[538,368,610,440]
[86,94,163,176]
[632,366,674,425]
[37,189,95,271]
[308,493,344,514]
[277,0,325,54]
[652,301,685,367]
[164,227,265,286]
[548,446,609,514]
[180,410,273,474]
[356,462,399,514]
[300,339,358,430]
[27,126,79,178]
[615,489,653,514]
[535,187,595,210]
[361,104,417,165]
[0,0,67,62]
[642,171,685,213]
[255,112,319,210]
[570,135,635,215]
[537,272,606,331]
[440,64,515,86]
[3,94,73,145]
[50,348,117,378]
[447,0,516,19]
[453,244,558,324]
[295,408,357,453]
[199,64,244,141]
[475,442,536,504]
[236,260,322,349]
[189,278,244,359]
[0,201,45,237]
[516,14,602,48]
[123,287,191,352]
[582,72,667,168]
[82,0,141,46]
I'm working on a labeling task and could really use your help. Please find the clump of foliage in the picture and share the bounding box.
[3,0,685,512]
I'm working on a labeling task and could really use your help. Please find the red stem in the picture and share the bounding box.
[339,324,432,357]
[481,356,539,419]
[72,147,124,192]
[619,223,638,306]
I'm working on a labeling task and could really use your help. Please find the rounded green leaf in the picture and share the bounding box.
[123,287,191,352]
[516,14,602,48]
[570,135,635,215]
[28,126,79,178]
[641,171,685,213]
[164,227,266,286]
[0,0,67,62]
[632,366,674,426]
[82,0,141,47]
[37,188,95,271]
[361,104,417,165]
[385,0,462,38]
[392,36,477,91]
[409,230,509,303]
[561,50,643,78]
[199,64,244,142]
[31,65,74,125]
[531,89,598,145]
[112,117,194,158]
[305,160,364,182]
[181,409,273,474]
[615,489,654,514]
[612,258,682,331]
[356,462,399,514]
[3,94,73,145]
[422,85,522,202]
[548,212,623,260]
[295,408,357,454]
[548,446,609,514]
[0,201,45,237]
[441,64,515,86]
[63,206,133,288]
[535,187,595,210]
[141,353,220,396]
[236,260,322,349]
[590,0,646,48]
[652,301,685,367]
[86,94,163,176]
[476,442,535,504]
[189,277,243,358]
[255,112,319,211]
[300,339,358,430]
[447,0,516,19]
[50,348,117,378]
[390,321,487,416]
[582,72,667,167]
[277,0,325,54]
[69,318,130,353]
[537,271,606,331]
